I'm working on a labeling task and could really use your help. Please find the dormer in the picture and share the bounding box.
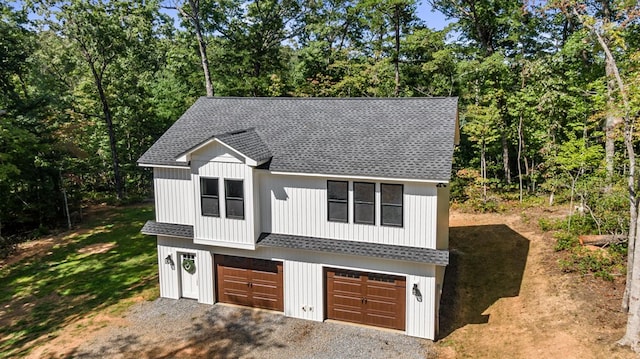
[186,128,271,250]
[176,128,272,167]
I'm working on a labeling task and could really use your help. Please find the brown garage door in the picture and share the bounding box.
[215,255,283,311]
[326,268,406,330]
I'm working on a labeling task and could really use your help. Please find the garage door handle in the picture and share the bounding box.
[247,282,253,287]
[361,297,367,304]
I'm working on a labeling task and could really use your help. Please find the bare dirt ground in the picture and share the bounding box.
[5,207,639,358]
[439,207,635,359]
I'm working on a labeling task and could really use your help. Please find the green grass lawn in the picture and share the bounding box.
[0,204,157,358]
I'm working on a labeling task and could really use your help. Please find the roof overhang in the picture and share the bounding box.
[258,232,449,266]
[138,163,189,169]
[141,221,194,239]
[266,170,449,185]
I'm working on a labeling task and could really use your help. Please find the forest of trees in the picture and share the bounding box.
[2,0,640,350]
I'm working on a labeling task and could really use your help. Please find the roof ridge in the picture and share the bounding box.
[198,96,458,101]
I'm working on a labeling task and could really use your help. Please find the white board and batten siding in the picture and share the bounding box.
[154,168,194,225]
[406,274,437,339]
[260,174,439,249]
[156,236,214,304]
[283,260,324,321]
[191,143,257,249]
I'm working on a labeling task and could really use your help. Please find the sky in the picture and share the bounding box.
[9,0,453,31]
[159,2,452,31]
[417,2,452,30]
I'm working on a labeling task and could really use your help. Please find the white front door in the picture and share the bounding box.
[179,253,198,299]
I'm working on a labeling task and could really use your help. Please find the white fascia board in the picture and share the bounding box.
[138,163,190,169]
[143,231,192,239]
[266,170,449,184]
[193,238,256,250]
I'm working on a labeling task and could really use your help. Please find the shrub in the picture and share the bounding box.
[539,217,564,232]
[539,214,596,234]
[558,245,625,281]
[553,231,579,251]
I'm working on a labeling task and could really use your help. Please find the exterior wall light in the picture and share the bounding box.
[165,254,174,266]
[436,183,447,188]
[412,283,423,302]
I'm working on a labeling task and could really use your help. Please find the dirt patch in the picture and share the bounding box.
[77,242,117,255]
[439,208,634,358]
[0,204,116,270]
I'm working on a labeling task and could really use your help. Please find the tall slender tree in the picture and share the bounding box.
[549,0,640,351]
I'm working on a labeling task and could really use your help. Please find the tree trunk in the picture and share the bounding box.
[182,0,214,97]
[89,63,123,200]
[502,131,510,184]
[531,158,536,193]
[568,173,579,231]
[518,63,526,200]
[481,140,487,202]
[604,57,622,185]
[621,100,637,315]
[518,114,524,202]
[393,5,400,97]
[620,202,640,350]
[60,170,71,230]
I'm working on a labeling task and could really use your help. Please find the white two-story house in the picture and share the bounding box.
[139,97,458,340]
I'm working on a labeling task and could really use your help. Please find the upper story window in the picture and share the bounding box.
[201,178,220,217]
[327,180,348,222]
[354,182,375,225]
[381,183,403,227]
[225,179,245,219]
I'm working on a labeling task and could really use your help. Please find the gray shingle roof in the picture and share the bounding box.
[139,221,448,265]
[138,97,458,181]
[257,232,449,266]
[215,128,272,163]
[141,221,194,239]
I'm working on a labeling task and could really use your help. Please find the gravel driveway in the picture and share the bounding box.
[73,298,436,359]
